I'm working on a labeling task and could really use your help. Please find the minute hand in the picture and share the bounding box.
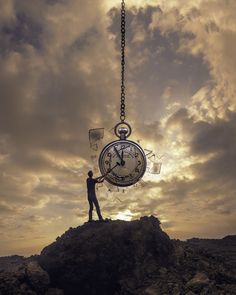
[114,147,125,165]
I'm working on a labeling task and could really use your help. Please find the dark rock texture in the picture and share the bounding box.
[0,260,56,295]
[0,216,235,295]
[39,216,174,295]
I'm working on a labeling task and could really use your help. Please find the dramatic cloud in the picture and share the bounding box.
[0,0,235,255]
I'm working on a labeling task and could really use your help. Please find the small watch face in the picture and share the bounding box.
[99,140,146,187]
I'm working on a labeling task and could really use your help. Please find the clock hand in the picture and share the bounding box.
[107,162,120,173]
[112,162,120,170]
[121,150,125,166]
[99,162,120,182]
[114,147,125,166]
[119,146,129,151]
[114,146,122,161]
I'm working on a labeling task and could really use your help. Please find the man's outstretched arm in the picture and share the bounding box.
[95,162,120,183]
[95,171,110,183]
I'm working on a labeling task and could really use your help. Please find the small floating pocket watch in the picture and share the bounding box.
[99,0,146,187]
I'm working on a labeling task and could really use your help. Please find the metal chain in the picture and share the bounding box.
[120,0,126,122]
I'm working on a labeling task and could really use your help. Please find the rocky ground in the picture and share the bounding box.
[0,216,235,295]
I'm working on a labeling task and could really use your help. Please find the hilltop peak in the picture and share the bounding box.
[39,216,174,295]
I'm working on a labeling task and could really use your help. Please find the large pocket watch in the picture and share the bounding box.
[99,122,146,187]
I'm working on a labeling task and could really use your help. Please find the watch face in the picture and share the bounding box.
[99,140,146,187]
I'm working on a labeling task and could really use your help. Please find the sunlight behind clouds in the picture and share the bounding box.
[115,209,135,221]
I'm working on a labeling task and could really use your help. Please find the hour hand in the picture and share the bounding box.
[114,147,125,166]
[121,150,125,166]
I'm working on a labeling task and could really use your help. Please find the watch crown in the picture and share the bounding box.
[118,127,128,139]
[114,121,132,139]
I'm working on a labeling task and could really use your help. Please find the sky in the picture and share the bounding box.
[0,0,236,256]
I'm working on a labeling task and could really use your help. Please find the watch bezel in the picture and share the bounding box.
[98,139,147,187]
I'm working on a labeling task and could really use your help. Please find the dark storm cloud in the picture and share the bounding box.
[1,12,43,52]
[167,108,236,158]
[191,111,236,155]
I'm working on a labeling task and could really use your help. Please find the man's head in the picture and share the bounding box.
[88,170,93,178]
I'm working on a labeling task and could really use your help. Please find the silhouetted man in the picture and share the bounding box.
[87,170,106,222]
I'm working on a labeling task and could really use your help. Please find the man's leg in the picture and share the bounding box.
[93,197,103,220]
[88,199,93,221]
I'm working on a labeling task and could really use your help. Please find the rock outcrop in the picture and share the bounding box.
[39,216,174,295]
[0,260,62,295]
[0,216,235,295]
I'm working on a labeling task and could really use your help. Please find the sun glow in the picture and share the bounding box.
[115,209,134,221]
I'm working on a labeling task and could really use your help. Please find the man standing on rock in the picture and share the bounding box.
[86,170,106,222]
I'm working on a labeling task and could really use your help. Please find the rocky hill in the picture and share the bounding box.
[0,216,235,295]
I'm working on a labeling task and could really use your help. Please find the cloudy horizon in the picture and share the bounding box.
[0,0,236,256]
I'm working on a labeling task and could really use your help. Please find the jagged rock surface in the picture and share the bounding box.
[0,260,61,295]
[39,216,174,295]
[0,216,235,295]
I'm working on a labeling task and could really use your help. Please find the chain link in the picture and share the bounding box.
[120,0,126,122]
